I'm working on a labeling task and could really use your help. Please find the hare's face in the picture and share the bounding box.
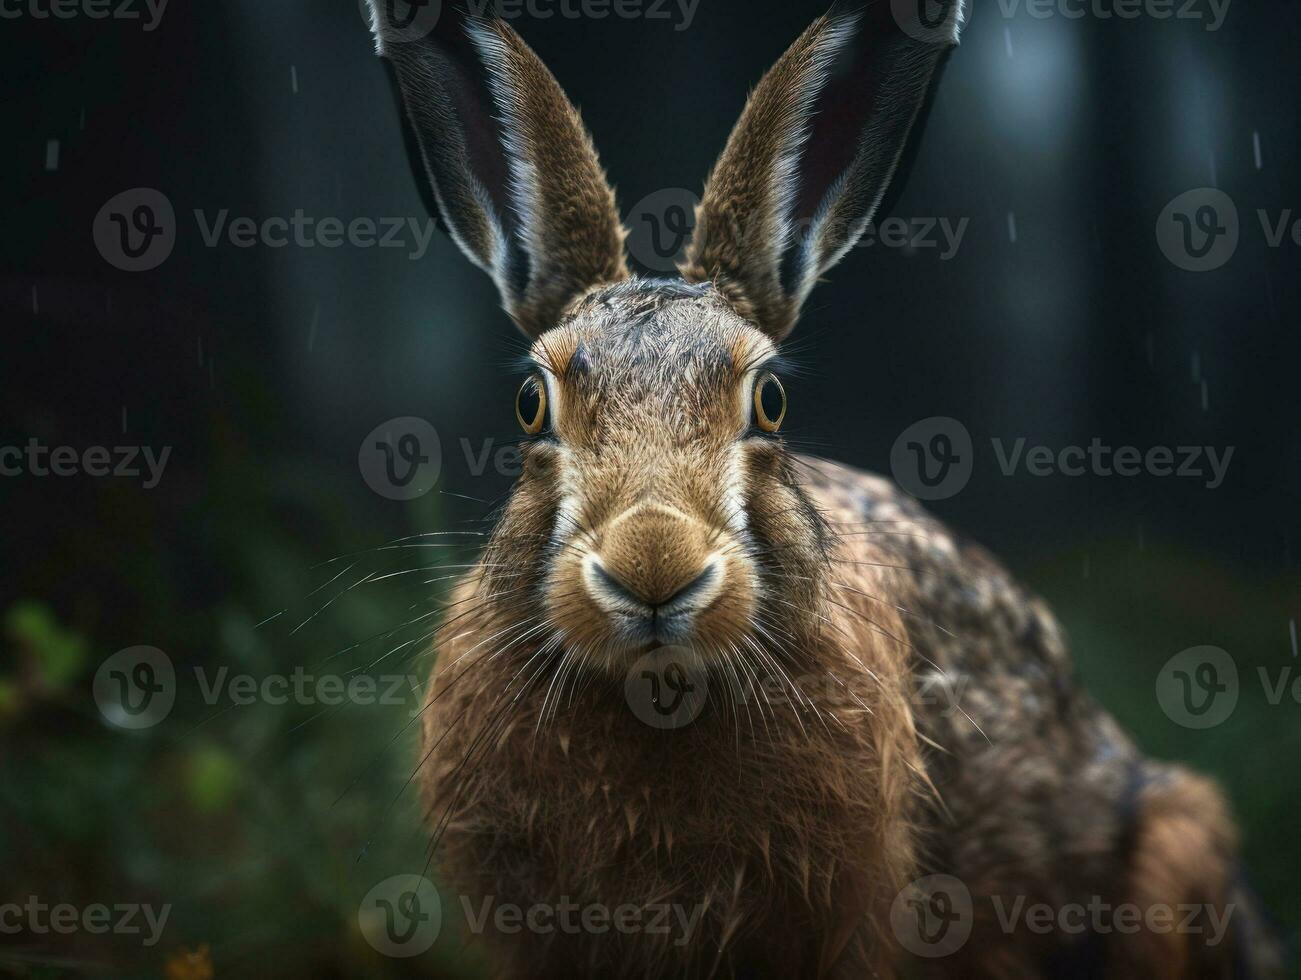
[371,2,963,665]
[490,281,828,667]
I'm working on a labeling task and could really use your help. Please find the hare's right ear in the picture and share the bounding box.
[367,5,629,337]
[680,1,965,340]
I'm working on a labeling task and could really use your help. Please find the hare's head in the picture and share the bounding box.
[369,2,963,668]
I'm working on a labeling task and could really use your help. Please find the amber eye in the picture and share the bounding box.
[515,375,548,435]
[753,372,786,433]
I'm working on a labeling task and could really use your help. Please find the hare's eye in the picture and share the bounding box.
[753,372,786,433]
[516,375,549,435]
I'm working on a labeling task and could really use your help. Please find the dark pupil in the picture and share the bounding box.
[759,378,783,422]
[519,380,543,427]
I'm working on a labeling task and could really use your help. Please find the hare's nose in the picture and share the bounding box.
[582,503,723,639]
[584,556,722,642]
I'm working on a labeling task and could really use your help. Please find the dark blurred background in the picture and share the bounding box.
[1,0,1298,976]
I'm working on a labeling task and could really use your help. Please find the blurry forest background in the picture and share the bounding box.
[1,0,1299,975]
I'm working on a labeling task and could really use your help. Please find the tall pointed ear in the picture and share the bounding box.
[680,1,965,340]
[367,4,629,337]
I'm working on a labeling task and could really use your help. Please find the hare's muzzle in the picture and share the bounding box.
[580,503,726,645]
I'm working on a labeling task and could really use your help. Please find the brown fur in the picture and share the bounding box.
[374,11,627,336]
[366,4,1278,977]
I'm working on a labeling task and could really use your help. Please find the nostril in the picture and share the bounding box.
[589,560,646,608]
[586,558,720,617]
[658,562,719,615]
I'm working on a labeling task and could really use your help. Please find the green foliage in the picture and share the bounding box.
[5,599,88,691]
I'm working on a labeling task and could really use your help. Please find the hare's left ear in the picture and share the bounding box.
[680,1,965,340]
[367,5,629,337]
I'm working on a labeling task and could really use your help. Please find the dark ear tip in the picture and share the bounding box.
[829,0,966,47]
[365,1,504,57]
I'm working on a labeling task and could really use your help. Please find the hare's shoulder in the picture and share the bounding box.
[795,454,1114,744]
[798,455,1146,889]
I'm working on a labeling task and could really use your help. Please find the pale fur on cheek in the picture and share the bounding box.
[547,444,583,554]
[722,443,748,537]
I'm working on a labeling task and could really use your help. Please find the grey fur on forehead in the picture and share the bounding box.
[553,277,770,378]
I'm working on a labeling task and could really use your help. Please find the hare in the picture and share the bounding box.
[365,2,1281,977]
